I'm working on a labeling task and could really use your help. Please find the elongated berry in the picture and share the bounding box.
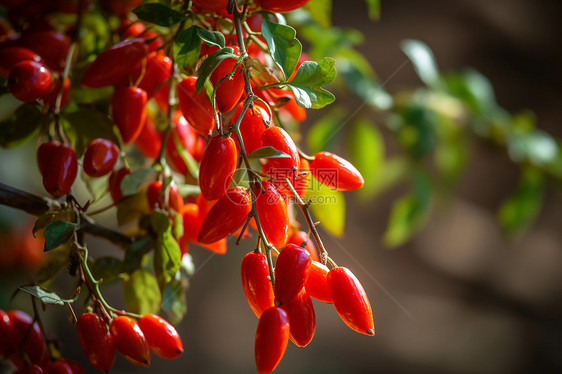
[199,135,238,200]
[254,181,289,249]
[231,100,271,155]
[280,288,316,347]
[76,313,115,373]
[8,60,52,102]
[254,307,290,374]
[309,151,364,191]
[135,117,162,159]
[177,76,215,136]
[0,309,14,356]
[138,314,183,360]
[305,261,332,303]
[110,316,150,367]
[112,86,147,144]
[287,230,318,262]
[83,138,119,177]
[37,141,77,198]
[327,267,374,336]
[274,244,312,304]
[241,251,275,318]
[261,127,300,181]
[8,310,49,369]
[209,45,244,113]
[197,186,252,244]
[109,167,131,203]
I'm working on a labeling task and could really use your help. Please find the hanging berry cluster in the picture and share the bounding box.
[0,0,374,373]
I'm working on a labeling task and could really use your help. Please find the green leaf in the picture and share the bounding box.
[123,269,161,315]
[286,57,336,109]
[44,220,79,251]
[174,26,225,69]
[154,230,182,290]
[162,281,187,325]
[121,168,153,197]
[508,129,558,167]
[33,211,77,236]
[365,0,380,20]
[63,106,120,157]
[498,168,544,236]
[444,70,497,116]
[306,107,346,154]
[117,191,149,226]
[195,47,236,93]
[123,238,153,274]
[248,146,290,160]
[18,286,65,306]
[91,256,123,282]
[150,211,171,234]
[348,119,384,191]
[307,176,345,236]
[401,39,441,89]
[0,102,45,148]
[303,0,332,28]
[132,3,186,27]
[383,170,431,247]
[35,246,71,285]
[261,19,302,80]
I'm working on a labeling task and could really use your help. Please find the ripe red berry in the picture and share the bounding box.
[20,30,70,71]
[83,138,119,177]
[287,230,318,262]
[135,117,162,159]
[261,126,300,182]
[37,141,78,198]
[304,261,332,303]
[180,203,227,254]
[231,100,272,155]
[43,77,70,109]
[101,0,143,17]
[53,358,86,374]
[81,39,148,88]
[254,181,289,249]
[137,53,172,96]
[165,111,206,174]
[146,181,184,213]
[0,309,14,356]
[241,251,275,318]
[112,86,147,144]
[191,0,228,13]
[280,288,316,347]
[199,135,238,201]
[14,364,44,374]
[0,47,43,77]
[109,316,150,367]
[256,0,311,13]
[76,313,115,373]
[197,186,252,244]
[118,20,163,53]
[309,151,364,191]
[177,76,215,136]
[274,244,312,304]
[138,314,183,360]
[108,167,131,203]
[327,267,374,336]
[8,60,52,102]
[8,310,49,369]
[209,45,244,113]
[254,306,290,374]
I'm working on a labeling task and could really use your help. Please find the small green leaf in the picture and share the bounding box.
[162,281,187,325]
[0,102,45,148]
[444,70,497,116]
[248,146,290,160]
[123,238,153,274]
[174,26,225,69]
[63,106,120,157]
[261,19,302,80]
[303,0,332,28]
[286,57,336,109]
[307,176,345,236]
[195,47,236,93]
[133,3,186,27]
[365,0,380,20]
[121,168,153,197]
[401,39,441,89]
[150,211,171,234]
[91,256,123,282]
[154,230,182,289]
[383,170,431,247]
[307,107,346,154]
[498,168,544,236]
[33,211,77,236]
[123,269,161,315]
[44,220,79,251]
[18,286,65,306]
[348,119,384,191]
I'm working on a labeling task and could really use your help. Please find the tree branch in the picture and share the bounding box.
[0,183,132,249]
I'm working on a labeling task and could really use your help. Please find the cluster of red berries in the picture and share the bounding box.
[0,309,84,374]
[242,245,374,373]
[76,312,183,372]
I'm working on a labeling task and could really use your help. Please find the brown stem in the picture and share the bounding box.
[0,183,131,249]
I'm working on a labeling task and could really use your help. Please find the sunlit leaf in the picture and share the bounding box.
[123,269,161,314]
[286,57,336,109]
[307,176,345,236]
[307,107,346,154]
[18,286,65,306]
[261,19,302,80]
[401,39,441,89]
[348,118,384,191]
[365,0,380,20]
[303,0,332,28]
[248,146,290,160]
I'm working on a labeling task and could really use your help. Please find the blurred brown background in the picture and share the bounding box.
[3,0,562,373]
